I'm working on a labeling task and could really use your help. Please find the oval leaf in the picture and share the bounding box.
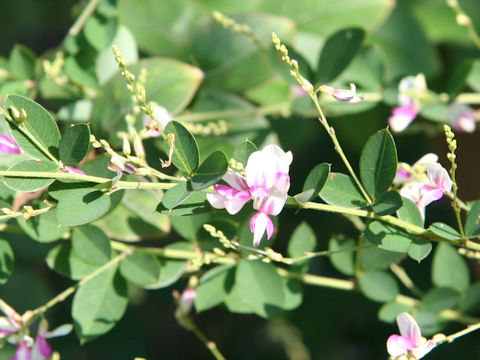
[191,151,228,190]
[165,121,199,175]
[119,250,161,286]
[295,163,331,203]
[195,264,235,312]
[359,129,397,198]
[59,124,91,166]
[363,221,414,253]
[359,270,399,302]
[72,225,112,266]
[319,172,368,208]
[372,190,402,215]
[432,243,470,293]
[4,160,59,192]
[0,238,14,284]
[465,200,480,236]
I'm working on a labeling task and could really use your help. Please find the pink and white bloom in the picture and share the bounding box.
[143,102,173,136]
[447,103,476,133]
[179,288,196,314]
[387,312,436,359]
[0,299,33,360]
[30,320,72,360]
[0,134,21,154]
[394,154,438,185]
[207,144,292,247]
[64,166,85,175]
[389,105,418,132]
[319,83,364,103]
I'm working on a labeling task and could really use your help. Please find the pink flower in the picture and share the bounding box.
[319,83,364,103]
[143,102,172,136]
[389,105,418,132]
[394,153,438,185]
[30,320,72,360]
[387,312,436,359]
[64,166,85,175]
[447,103,476,133]
[179,288,196,314]
[0,135,21,154]
[207,144,292,247]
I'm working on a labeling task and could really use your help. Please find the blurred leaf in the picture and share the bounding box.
[57,100,93,123]
[397,197,424,227]
[72,225,112,266]
[119,250,160,286]
[329,235,355,276]
[94,189,169,241]
[287,222,316,269]
[171,213,210,241]
[235,259,284,318]
[224,279,254,314]
[465,200,480,236]
[360,247,404,270]
[4,160,58,192]
[17,208,68,243]
[49,181,112,226]
[372,190,402,215]
[195,264,235,312]
[161,182,193,210]
[370,3,439,80]
[46,243,104,280]
[317,28,365,84]
[59,124,91,166]
[363,221,414,253]
[319,172,368,208]
[458,0,480,36]
[8,45,36,80]
[467,60,480,91]
[428,222,461,241]
[359,129,397,199]
[282,278,303,310]
[72,266,128,343]
[96,25,138,85]
[432,243,470,293]
[421,287,460,313]
[91,58,203,146]
[0,238,14,284]
[359,270,399,302]
[295,163,330,203]
[5,95,61,161]
[407,240,432,262]
[378,302,412,323]
[83,14,118,51]
[65,52,99,90]
[145,242,191,289]
[157,191,210,216]
[233,140,257,166]
[459,283,480,314]
[191,151,228,190]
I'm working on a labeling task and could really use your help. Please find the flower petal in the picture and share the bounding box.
[396,312,422,346]
[412,339,437,359]
[0,135,21,154]
[222,169,249,191]
[14,342,31,360]
[386,334,415,356]
[249,212,274,247]
[389,105,418,132]
[426,163,452,193]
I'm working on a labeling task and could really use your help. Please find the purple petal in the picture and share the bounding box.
[426,163,452,193]
[0,135,21,154]
[249,212,275,247]
[64,166,85,175]
[36,335,52,358]
[386,334,415,356]
[389,105,418,132]
[13,342,31,360]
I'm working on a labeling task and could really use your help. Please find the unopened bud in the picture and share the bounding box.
[457,14,471,26]
[122,134,131,156]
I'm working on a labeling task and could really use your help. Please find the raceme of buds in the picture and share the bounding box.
[319,83,364,103]
[207,144,292,247]
[143,102,173,137]
[0,134,21,154]
[387,312,436,359]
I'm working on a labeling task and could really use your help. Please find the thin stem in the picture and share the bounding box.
[310,93,372,205]
[175,102,290,123]
[28,250,130,320]
[443,322,480,343]
[390,263,423,297]
[67,0,102,37]
[0,206,54,221]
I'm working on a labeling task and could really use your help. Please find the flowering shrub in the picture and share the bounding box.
[1,1,480,359]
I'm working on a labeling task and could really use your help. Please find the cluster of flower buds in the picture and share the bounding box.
[207,144,292,247]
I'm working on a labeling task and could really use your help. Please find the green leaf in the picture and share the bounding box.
[59,124,91,166]
[83,15,118,51]
[72,225,112,266]
[372,190,402,215]
[329,236,355,276]
[64,52,98,90]
[317,28,365,83]
[5,95,61,161]
[57,99,93,123]
[378,302,413,323]
[165,121,199,175]
[397,197,424,227]
[158,182,210,215]
[360,247,404,271]
[465,200,480,236]
[287,222,316,269]
[421,287,460,313]
[235,259,284,318]
[233,140,257,166]
[458,0,480,36]
[282,278,303,310]
[91,58,203,146]
[363,221,414,253]
[17,208,68,243]
[0,238,14,284]
[72,266,128,343]
[319,172,368,208]
[96,25,138,85]
[4,160,59,192]
[9,45,36,80]
[191,151,228,190]
[49,181,112,226]
[119,250,161,286]
[459,283,480,314]
[46,243,103,280]
[359,129,397,198]
[171,214,210,241]
[407,240,432,262]
[145,242,190,290]
[432,243,470,293]
[428,222,462,241]
[294,163,330,203]
[358,270,399,303]
[195,264,235,312]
